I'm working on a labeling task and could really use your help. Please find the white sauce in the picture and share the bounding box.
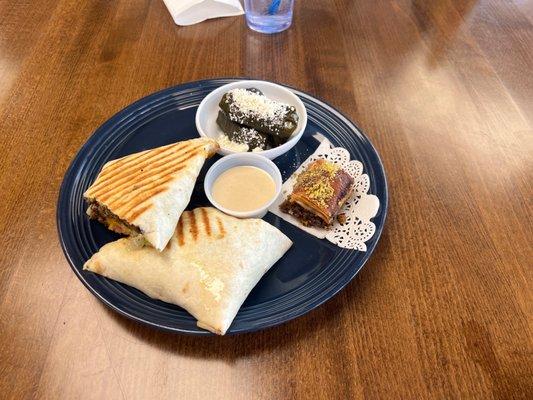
[212,166,276,212]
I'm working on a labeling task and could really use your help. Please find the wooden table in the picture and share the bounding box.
[1,0,531,398]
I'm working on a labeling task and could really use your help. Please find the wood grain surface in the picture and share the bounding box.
[0,0,532,399]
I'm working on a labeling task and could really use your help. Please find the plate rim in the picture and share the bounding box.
[56,77,389,335]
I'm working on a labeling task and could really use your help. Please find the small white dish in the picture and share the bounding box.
[204,153,282,219]
[196,80,307,160]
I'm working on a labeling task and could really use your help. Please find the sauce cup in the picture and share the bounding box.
[204,153,282,219]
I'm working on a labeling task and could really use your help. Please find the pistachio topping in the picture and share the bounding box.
[293,159,340,208]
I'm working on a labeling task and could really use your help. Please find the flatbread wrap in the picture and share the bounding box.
[83,207,292,334]
[84,138,219,251]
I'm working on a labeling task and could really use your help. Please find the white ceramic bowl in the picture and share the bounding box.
[196,80,307,160]
[204,153,282,219]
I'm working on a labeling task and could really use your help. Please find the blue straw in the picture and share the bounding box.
[268,0,282,15]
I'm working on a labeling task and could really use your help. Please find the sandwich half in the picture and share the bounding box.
[84,138,219,251]
[84,207,292,334]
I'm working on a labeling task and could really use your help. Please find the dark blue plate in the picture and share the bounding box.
[57,78,388,335]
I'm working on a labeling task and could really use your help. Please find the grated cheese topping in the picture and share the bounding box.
[217,134,249,152]
[225,88,289,127]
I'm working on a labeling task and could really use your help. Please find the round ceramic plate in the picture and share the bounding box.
[57,78,388,335]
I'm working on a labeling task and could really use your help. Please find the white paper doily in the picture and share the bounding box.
[269,139,380,250]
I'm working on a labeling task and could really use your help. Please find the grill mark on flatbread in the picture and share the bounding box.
[96,160,190,205]
[105,173,175,207]
[176,217,184,246]
[98,149,154,178]
[88,141,203,194]
[216,216,226,238]
[120,186,167,219]
[89,147,191,197]
[189,210,198,241]
[200,208,211,236]
[103,169,181,209]
[101,158,121,169]
[126,203,152,222]
[98,151,150,177]
[89,144,204,199]
[94,143,183,185]
[96,141,186,182]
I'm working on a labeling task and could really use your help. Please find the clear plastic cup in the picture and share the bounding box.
[244,0,294,34]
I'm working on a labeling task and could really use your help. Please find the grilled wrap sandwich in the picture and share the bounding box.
[84,207,292,334]
[84,138,219,250]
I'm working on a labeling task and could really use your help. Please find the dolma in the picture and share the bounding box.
[216,110,271,151]
[219,88,299,142]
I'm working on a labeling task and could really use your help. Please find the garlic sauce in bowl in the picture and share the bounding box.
[204,153,282,219]
[211,166,276,212]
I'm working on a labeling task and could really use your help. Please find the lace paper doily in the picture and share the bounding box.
[269,139,380,250]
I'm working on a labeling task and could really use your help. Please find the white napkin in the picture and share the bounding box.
[163,0,244,26]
